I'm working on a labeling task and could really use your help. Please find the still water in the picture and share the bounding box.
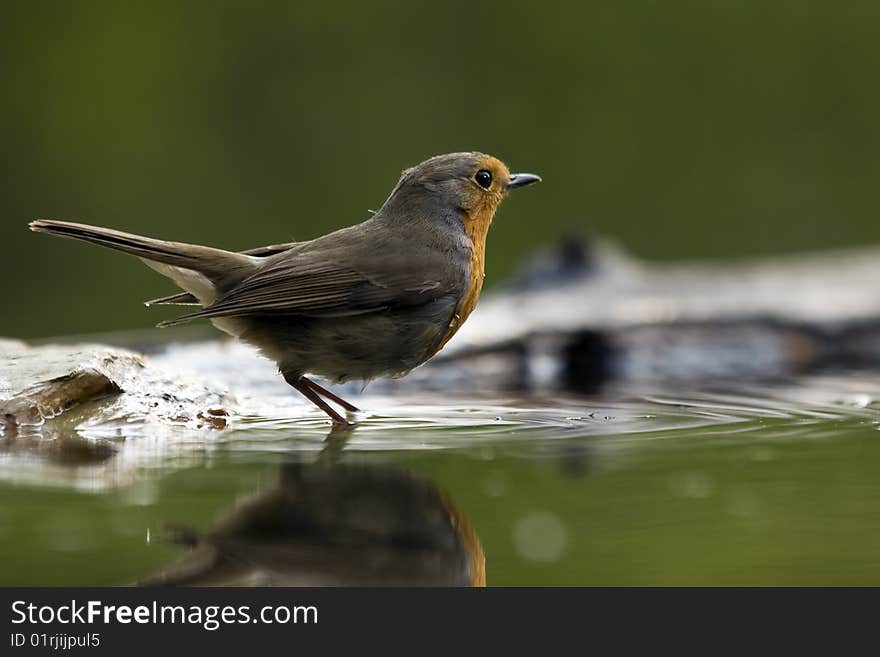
[2,360,879,586]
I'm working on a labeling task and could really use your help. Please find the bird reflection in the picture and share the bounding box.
[142,446,485,587]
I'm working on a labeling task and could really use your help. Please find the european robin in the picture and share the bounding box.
[29,152,541,424]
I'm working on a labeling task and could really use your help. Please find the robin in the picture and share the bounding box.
[29,152,540,425]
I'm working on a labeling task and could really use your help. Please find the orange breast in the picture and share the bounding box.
[432,205,495,353]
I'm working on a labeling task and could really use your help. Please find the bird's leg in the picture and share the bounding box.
[300,376,360,412]
[295,380,349,425]
[284,373,349,425]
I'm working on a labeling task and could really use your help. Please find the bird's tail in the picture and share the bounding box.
[29,219,256,305]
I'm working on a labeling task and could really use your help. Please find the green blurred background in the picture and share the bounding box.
[3,1,880,338]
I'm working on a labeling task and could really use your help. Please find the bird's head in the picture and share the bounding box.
[379,152,540,231]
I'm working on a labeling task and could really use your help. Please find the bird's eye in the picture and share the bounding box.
[474,169,492,189]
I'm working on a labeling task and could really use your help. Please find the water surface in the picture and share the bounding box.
[2,366,878,586]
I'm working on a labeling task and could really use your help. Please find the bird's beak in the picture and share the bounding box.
[507,173,542,189]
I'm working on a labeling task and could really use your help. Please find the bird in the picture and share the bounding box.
[29,152,541,425]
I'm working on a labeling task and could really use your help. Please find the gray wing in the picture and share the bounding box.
[158,242,464,327]
[145,241,300,307]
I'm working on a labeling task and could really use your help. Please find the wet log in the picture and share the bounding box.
[0,341,234,432]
